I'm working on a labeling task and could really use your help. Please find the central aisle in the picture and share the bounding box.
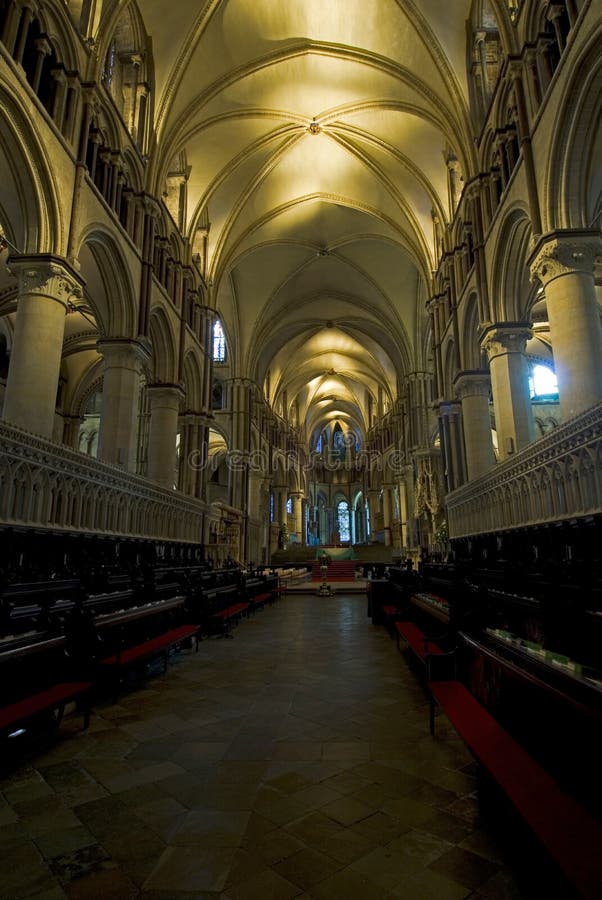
[1,594,531,898]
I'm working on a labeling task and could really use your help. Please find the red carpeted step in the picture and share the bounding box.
[309,560,358,580]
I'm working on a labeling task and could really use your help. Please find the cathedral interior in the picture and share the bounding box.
[0,1,601,897]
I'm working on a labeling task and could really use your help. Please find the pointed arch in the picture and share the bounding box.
[148,307,179,383]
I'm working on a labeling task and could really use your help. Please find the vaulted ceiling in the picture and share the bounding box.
[128,1,477,443]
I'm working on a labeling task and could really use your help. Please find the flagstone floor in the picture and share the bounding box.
[0,593,547,899]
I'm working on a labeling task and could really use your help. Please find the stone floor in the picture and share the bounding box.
[0,593,548,899]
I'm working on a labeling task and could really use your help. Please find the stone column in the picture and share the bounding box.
[62,414,84,449]
[483,325,534,460]
[454,373,496,479]
[146,384,184,488]
[530,232,602,420]
[367,488,379,540]
[301,498,309,545]
[193,416,210,502]
[427,296,444,400]
[1,0,22,56]
[12,3,34,66]
[398,480,409,548]
[199,305,217,415]
[31,36,52,95]
[508,60,542,236]
[291,492,303,545]
[382,484,392,546]
[67,88,96,264]
[138,198,159,337]
[438,400,467,491]
[176,413,193,493]
[276,488,288,529]
[97,338,149,470]
[182,412,209,499]
[3,256,83,438]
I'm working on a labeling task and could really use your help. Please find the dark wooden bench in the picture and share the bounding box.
[248,591,272,612]
[378,603,403,633]
[208,602,250,637]
[0,681,92,738]
[427,677,602,900]
[100,623,200,700]
[394,620,443,661]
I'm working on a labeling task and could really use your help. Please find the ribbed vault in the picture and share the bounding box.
[130,0,475,445]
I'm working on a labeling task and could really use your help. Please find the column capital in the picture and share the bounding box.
[181,411,210,424]
[226,376,255,389]
[7,254,84,307]
[454,370,491,401]
[141,193,162,219]
[529,230,602,287]
[437,398,463,417]
[426,293,445,313]
[507,57,524,82]
[146,382,185,405]
[97,337,151,369]
[481,323,532,359]
[198,304,219,320]
[34,36,52,57]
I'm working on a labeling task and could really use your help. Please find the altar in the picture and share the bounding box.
[315,547,356,560]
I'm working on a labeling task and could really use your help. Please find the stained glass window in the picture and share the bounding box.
[337,500,350,542]
[213,320,226,362]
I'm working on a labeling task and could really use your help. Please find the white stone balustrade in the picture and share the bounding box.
[0,421,206,542]
[446,402,602,538]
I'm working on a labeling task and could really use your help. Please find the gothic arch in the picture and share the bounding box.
[94,0,155,154]
[148,307,178,383]
[76,226,138,336]
[36,0,82,72]
[70,362,103,420]
[182,349,203,412]
[489,207,533,321]
[545,31,602,230]
[441,340,460,398]
[0,85,62,253]
[457,291,483,370]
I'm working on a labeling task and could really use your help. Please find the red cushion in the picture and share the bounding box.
[395,621,442,659]
[213,604,248,618]
[0,682,92,730]
[102,625,198,666]
[429,680,602,899]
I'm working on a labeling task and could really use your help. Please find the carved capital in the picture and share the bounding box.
[438,398,463,417]
[426,295,444,314]
[529,231,602,287]
[97,337,151,371]
[147,382,185,407]
[481,323,532,359]
[454,371,491,401]
[34,37,52,57]
[7,255,84,308]
[507,57,523,82]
